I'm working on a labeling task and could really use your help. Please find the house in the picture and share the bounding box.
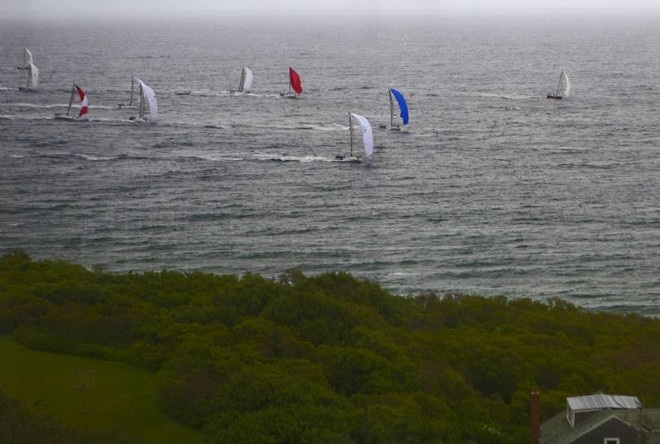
[532,393,660,444]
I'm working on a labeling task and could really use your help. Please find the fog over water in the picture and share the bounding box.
[3,0,660,19]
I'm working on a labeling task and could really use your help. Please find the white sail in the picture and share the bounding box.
[24,48,34,67]
[350,113,373,157]
[238,67,253,92]
[557,70,570,98]
[136,78,157,121]
[27,63,39,90]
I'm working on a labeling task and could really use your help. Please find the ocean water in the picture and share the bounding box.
[1,15,659,316]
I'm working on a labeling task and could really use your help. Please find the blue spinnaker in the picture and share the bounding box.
[390,88,409,125]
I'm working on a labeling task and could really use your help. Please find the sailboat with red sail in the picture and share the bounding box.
[281,66,303,98]
[55,84,90,121]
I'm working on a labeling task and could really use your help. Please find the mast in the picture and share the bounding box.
[129,77,135,106]
[66,84,75,117]
[349,112,354,157]
[238,67,246,92]
[389,89,395,127]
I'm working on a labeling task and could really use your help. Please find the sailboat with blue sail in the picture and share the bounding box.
[387,88,409,131]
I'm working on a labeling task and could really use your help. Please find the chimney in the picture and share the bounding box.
[531,391,541,444]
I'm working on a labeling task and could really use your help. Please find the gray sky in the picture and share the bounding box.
[2,0,660,18]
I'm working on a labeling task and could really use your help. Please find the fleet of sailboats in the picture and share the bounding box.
[55,84,89,121]
[547,70,570,100]
[6,54,578,161]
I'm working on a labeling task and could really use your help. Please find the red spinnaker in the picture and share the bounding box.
[75,84,88,117]
[289,67,303,95]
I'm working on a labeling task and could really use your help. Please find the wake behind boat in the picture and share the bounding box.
[55,84,90,121]
[547,70,570,100]
[280,66,303,98]
[335,112,374,162]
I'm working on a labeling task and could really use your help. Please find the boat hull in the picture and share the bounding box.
[334,154,363,163]
[54,114,90,122]
[546,94,563,100]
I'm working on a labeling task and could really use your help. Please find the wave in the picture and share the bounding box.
[74,153,118,162]
[232,92,284,99]
[254,153,334,163]
[3,102,72,109]
[0,114,56,121]
[251,152,368,163]
[465,92,537,100]
[174,89,229,97]
[29,151,158,163]
[233,122,347,132]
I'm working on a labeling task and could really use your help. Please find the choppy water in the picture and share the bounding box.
[1,15,659,315]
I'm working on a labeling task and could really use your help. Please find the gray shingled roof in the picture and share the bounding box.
[567,394,642,412]
[540,408,660,444]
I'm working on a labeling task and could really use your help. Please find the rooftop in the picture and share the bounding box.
[567,394,642,412]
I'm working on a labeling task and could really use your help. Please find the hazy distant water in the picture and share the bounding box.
[1,15,659,315]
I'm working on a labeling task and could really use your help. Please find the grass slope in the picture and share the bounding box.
[0,335,204,444]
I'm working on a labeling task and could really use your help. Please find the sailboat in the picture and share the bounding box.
[387,88,409,130]
[17,48,33,70]
[19,63,39,91]
[129,78,157,122]
[336,113,374,162]
[281,66,303,98]
[547,70,570,100]
[235,66,254,93]
[55,84,89,121]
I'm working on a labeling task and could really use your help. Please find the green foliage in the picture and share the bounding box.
[1,252,659,443]
[0,390,139,444]
[0,335,203,443]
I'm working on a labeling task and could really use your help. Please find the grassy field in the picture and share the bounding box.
[0,335,204,444]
